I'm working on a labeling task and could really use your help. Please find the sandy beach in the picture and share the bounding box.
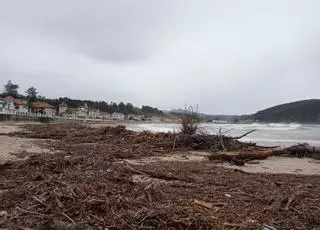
[1,122,320,229]
[0,123,53,163]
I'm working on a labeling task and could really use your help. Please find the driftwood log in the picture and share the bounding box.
[208,143,320,165]
[272,143,320,158]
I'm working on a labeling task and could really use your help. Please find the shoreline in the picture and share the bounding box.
[2,120,320,147]
[1,122,320,175]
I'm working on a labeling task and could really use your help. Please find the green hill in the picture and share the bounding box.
[253,99,320,123]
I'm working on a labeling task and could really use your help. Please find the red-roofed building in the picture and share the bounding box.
[14,99,28,114]
[0,97,15,113]
[32,101,56,117]
[4,96,15,102]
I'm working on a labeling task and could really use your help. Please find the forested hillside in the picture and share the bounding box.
[252,99,320,123]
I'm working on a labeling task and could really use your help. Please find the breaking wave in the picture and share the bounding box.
[245,122,302,131]
[200,122,304,132]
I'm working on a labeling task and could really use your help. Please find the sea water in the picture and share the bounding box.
[127,122,320,147]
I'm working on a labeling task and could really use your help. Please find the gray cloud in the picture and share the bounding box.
[0,0,319,114]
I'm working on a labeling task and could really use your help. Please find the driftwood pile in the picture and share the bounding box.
[10,123,320,164]
[10,124,256,156]
[173,133,243,151]
[172,128,320,164]
[1,123,320,229]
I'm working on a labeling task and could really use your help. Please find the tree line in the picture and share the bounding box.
[1,80,163,116]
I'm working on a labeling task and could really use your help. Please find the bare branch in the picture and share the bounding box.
[235,129,257,139]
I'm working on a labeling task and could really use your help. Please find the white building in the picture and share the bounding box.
[111,112,125,120]
[0,98,9,113]
[88,109,101,119]
[76,103,89,118]
[101,112,112,120]
[128,114,143,121]
[76,107,88,118]
[0,97,15,114]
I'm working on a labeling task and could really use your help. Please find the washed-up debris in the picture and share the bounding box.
[273,143,320,159]
[173,132,254,151]
[1,123,320,229]
[41,221,93,230]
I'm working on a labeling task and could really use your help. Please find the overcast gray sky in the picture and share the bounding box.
[0,0,319,114]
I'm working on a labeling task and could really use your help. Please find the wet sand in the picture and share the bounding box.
[127,151,320,175]
[219,156,320,175]
[0,123,52,163]
[0,123,24,134]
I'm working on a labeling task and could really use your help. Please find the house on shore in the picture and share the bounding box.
[88,108,101,119]
[63,103,101,119]
[32,102,56,117]
[101,112,112,120]
[4,96,15,102]
[14,99,28,114]
[0,97,13,113]
[128,114,143,121]
[0,98,6,112]
[76,103,88,118]
[58,102,68,116]
[4,96,16,113]
[111,112,125,120]
[65,108,77,118]
[76,108,87,118]
[0,96,27,114]
[0,97,15,113]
